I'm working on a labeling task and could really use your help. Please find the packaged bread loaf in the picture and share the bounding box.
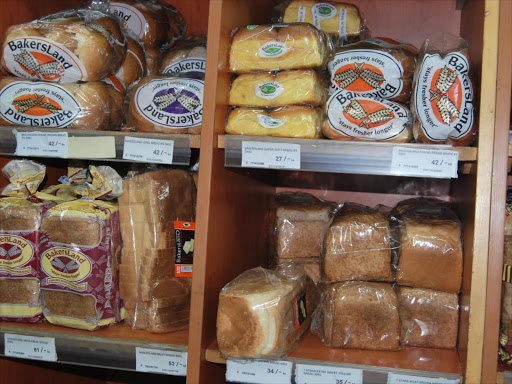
[160,36,207,78]
[323,203,394,283]
[314,281,400,350]
[398,286,459,349]
[1,9,126,82]
[323,92,413,142]
[229,23,332,73]
[109,0,186,48]
[225,106,322,138]
[217,264,317,358]
[127,75,204,134]
[328,38,417,102]
[229,70,326,107]
[395,202,463,293]
[145,47,161,76]
[0,77,122,130]
[40,200,123,330]
[411,33,475,146]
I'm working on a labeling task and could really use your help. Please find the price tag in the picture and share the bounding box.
[15,131,68,158]
[123,136,174,164]
[135,348,187,376]
[4,333,57,362]
[390,147,458,178]
[241,141,300,170]
[295,364,363,384]
[387,373,460,384]
[226,358,293,384]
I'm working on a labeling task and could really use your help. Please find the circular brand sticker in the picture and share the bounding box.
[0,235,34,269]
[163,58,206,77]
[258,42,288,59]
[313,3,337,18]
[254,81,284,100]
[41,247,92,283]
[0,81,82,128]
[110,2,147,39]
[257,114,286,128]
[135,78,204,129]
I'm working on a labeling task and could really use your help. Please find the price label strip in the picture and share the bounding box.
[226,358,293,384]
[387,373,460,384]
[123,136,174,164]
[15,131,68,158]
[135,347,187,376]
[241,141,300,170]
[4,333,57,362]
[390,147,458,178]
[295,364,363,384]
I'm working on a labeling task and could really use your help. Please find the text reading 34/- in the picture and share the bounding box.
[295,363,363,384]
[241,141,300,170]
[4,333,57,362]
[226,358,293,383]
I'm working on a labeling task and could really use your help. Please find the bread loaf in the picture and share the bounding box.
[225,106,322,138]
[398,286,458,349]
[323,204,393,282]
[145,47,161,76]
[160,37,206,78]
[318,281,400,350]
[505,204,512,237]
[217,266,315,358]
[127,75,204,134]
[229,24,331,73]
[411,33,475,146]
[283,1,363,40]
[229,70,326,107]
[105,37,146,94]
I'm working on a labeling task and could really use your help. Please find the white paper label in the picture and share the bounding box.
[297,6,306,22]
[387,373,460,384]
[163,58,206,76]
[390,147,458,178]
[110,2,147,39]
[257,114,286,128]
[4,333,57,362]
[226,359,293,384]
[255,81,284,100]
[295,364,363,384]
[136,348,187,376]
[15,131,68,158]
[258,42,288,58]
[242,141,300,170]
[123,136,174,164]
[339,8,347,37]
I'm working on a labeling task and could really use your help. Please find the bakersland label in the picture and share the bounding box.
[163,58,206,77]
[255,81,284,100]
[258,42,288,58]
[0,235,34,270]
[41,247,92,283]
[110,2,147,39]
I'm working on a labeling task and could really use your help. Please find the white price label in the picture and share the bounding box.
[4,333,57,362]
[135,348,187,376]
[15,131,68,158]
[387,373,460,384]
[123,136,174,164]
[241,141,300,170]
[295,364,363,384]
[226,358,293,384]
[390,147,458,178]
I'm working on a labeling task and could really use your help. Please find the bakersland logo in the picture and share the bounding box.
[258,42,288,58]
[110,2,146,39]
[0,235,34,270]
[3,37,87,82]
[41,247,92,285]
[163,58,206,76]
[255,81,284,100]
[257,114,286,128]
[313,3,337,18]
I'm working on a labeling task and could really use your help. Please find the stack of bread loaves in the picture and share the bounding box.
[118,169,196,333]
[225,23,333,139]
[499,202,512,364]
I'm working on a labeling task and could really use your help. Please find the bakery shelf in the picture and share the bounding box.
[0,322,187,372]
[219,134,476,178]
[0,126,201,165]
[205,332,462,383]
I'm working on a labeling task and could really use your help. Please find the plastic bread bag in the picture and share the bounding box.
[126,75,204,134]
[229,69,327,108]
[323,91,413,142]
[229,23,334,74]
[0,77,123,130]
[322,203,396,283]
[216,264,317,359]
[108,0,186,48]
[280,1,365,43]
[1,9,126,83]
[411,33,475,146]
[394,200,463,293]
[145,46,162,76]
[327,38,418,102]
[312,281,400,350]
[72,165,123,200]
[398,286,459,349]
[1,159,46,197]
[505,203,512,237]
[225,106,323,139]
[160,35,207,78]
[40,200,123,330]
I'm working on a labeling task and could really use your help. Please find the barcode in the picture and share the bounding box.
[179,266,193,272]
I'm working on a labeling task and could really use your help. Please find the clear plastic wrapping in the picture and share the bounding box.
[145,47,162,76]
[411,33,475,146]
[0,77,123,130]
[229,70,327,107]
[126,75,204,134]
[313,281,400,350]
[229,23,334,74]
[217,264,317,359]
[160,35,207,78]
[1,9,126,82]
[398,286,459,349]
[225,106,323,139]
[322,203,395,283]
